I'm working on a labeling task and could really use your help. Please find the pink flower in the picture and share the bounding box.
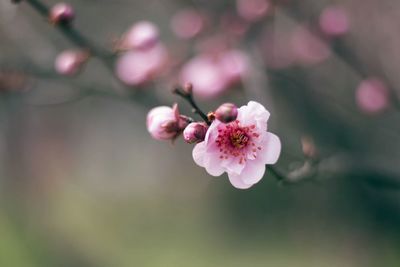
[180,50,249,99]
[49,3,74,24]
[319,6,349,37]
[121,21,159,50]
[192,101,281,189]
[180,54,228,99]
[115,44,168,86]
[54,50,88,76]
[356,78,389,114]
[147,104,189,141]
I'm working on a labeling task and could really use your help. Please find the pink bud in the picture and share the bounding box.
[115,44,168,86]
[183,122,208,144]
[236,0,271,22]
[215,103,238,123]
[121,21,159,50]
[147,106,179,141]
[54,50,88,76]
[49,3,74,24]
[147,104,189,141]
[319,6,349,37]
[170,8,206,39]
[356,78,389,114]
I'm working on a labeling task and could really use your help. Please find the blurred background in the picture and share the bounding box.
[1,0,400,266]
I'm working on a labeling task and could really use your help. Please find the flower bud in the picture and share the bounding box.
[54,50,88,76]
[319,6,349,37]
[121,21,159,51]
[301,136,317,158]
[215,103,238,123]
[146,104,189,141]
[356,78,389,114]
[49,3,74,24]
[183,122,208,144]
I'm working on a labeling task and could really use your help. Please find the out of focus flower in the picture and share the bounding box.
[215,103,238,123]
[170,8,206,39]
[301,136,317,158]
[356,78,389,114]
[291,26,331,65]
[192,101,281,189]
[183,122,208,144]
[180,50,249,99]
[319,6,350,37]
[147,104,190,141]
[54,50,88,76]
[49,2,74,24]
[115,44,168,86]
[120,21,159,50]
[236,0,272,22]
[219,50,249,86]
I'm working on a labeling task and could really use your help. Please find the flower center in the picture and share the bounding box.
[215,120,261,164]
[230,129,249,148]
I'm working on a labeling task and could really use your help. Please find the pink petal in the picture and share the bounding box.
[229,158,266,185]
[223,158,246,175]
[193,141,207,167]
[228,173,254,189]
[237,101,270,128]
[192,142,225,176]
[259,132,281,164]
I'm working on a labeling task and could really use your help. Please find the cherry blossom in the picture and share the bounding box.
[192,101,281,189]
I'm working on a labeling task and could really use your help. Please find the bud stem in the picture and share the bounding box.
[173,86,211,125]
[23,0,115,71]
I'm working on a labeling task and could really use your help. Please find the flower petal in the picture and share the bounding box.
[229,158,266,185]
[192,141,207,167]
[259,132,281,164]
[237,101,270,128]
[228,173,254,189]
[192,141,225,176]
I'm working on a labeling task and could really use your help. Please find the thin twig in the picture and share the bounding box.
[173,85,210,125]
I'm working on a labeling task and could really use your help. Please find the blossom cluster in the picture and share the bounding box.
[146,93,281,189]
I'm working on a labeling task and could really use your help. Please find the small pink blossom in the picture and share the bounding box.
[147,104,189,141]
[180,50,249,99]
[319,6,349,37]
[356,78,389,114]
[115,44,168,86]
[192,101,281,189]
[54,50,88,76]
[180,54,228,99]
[49,3,74,24]
[121,21,159,50]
